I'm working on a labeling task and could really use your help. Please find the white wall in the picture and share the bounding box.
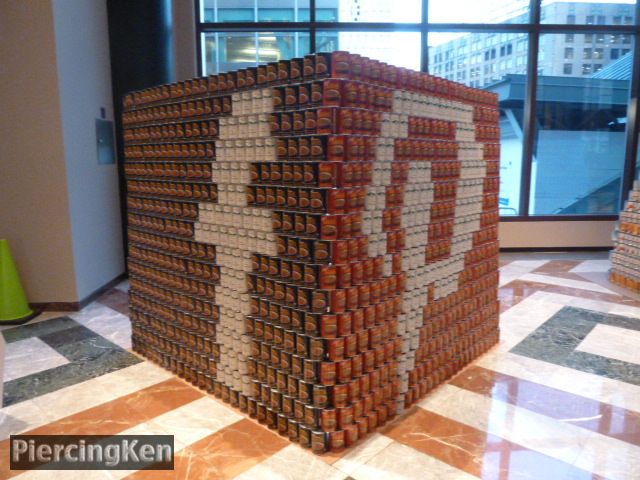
[0,0,79,303]
[52,0,125,301]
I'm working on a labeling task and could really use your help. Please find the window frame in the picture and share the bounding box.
[195,0,640,221]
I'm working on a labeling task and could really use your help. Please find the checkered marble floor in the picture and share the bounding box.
[2,252,640,479]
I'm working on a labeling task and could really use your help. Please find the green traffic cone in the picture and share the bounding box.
[0,239,35,324]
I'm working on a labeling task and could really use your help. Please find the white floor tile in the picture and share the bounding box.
[576,323,640,365]
[234,444,345,480]
[419,385,592,468]
[148,396,243,448]
[350,441,476,480]
[333,433,394,476]
[4,337,70,382]
[69,302,131,350]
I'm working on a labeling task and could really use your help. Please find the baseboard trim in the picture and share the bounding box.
[29,301,80,311]
[500,246,611,252]
[29,273,127,313]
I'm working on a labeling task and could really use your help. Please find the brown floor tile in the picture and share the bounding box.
[126,419,289,480]
[97,288,130,316]
[532,260,582,275]
[124,448,219,480]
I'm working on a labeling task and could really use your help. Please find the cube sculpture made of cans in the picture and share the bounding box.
[610,182,640,290]
[124,51,501,454]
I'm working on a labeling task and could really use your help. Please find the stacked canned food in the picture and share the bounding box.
[123,51,500,454]
[611,182,640,290]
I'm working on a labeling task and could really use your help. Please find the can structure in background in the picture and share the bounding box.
[122,51,501,454]
[611,181,640,291]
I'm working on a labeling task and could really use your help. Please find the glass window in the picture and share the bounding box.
[316,8,338,21]
[317,31,420,70]
[542,1,636,25]
[201,31,310,75]
[257,32,305,63]
[320,0,421,23]
[294,7,339,22]
[257,9,295,22]
[530,34,632,215]
[429,32,529,215]
[429,0,529,24]
[200,0,311,23]
[218,8,254,22]
[196,0,640,220]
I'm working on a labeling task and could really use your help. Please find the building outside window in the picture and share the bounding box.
[197,0,640,218]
